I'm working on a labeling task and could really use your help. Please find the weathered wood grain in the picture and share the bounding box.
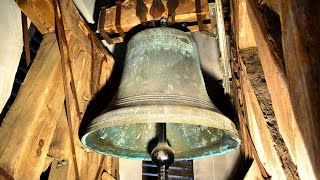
[239,49,286,179]
[240,49,299,179]
[99,0,211,43]
[0,33,64,178]
[244,160,263,180]
[16,0,55,33]
[245,0,297,168]
[236,0,256,49]
[279,0,320,179]
[1,0,117,178]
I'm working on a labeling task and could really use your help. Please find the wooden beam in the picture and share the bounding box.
[279,0,320,179]
[54,0,116,178]
[16,0,55,34]
[245,0,297,168]
[241,48,286,179]
[244,160,264,180]
[99,0,211,43]
[0,0,116,178]
[235,0,256,49]
[102,156,120,180]
[48,109,71,160]
[0,33,64,178]
[240,49,295,179]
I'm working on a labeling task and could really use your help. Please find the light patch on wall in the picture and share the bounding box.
[0,0,23,113]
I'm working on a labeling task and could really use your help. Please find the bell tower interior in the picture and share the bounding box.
[0,0,319,179]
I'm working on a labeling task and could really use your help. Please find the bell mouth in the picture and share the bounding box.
[81,105,240,160]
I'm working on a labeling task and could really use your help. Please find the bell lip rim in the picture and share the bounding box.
[81,105,241,139]
[82,104,239,138]
[80,136,241,161]
[81,104,240,140]
[81,104,241,160]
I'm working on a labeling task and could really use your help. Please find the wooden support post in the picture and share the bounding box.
[0,33,64,178]
[243,160,263,180]
[242,0,320,179]
[240,49,298,179]
[1,0,116,178]
[48,108,71,160]
[16,0,55,34]
[232,0,256,49]
[54,0,81,177]
[245,0,297,169]
[279,0,320,179]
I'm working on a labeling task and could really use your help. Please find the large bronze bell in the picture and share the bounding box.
[81,28,240,160]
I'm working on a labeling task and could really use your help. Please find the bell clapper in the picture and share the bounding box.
[151,123,175,180]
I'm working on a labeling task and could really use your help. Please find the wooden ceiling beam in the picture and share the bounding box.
[98,0,211,43]
[0,33,64,178]
[16,0,55,34]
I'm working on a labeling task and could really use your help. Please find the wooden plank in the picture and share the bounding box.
[240,49,299,179]
[111,157,120,179]
[215,0,231,93]
[241,58,286,179]
[101,172,116,180]
[103,0,210,33]
[49,42,113,178]
[54,1,81,177]
[0,33,64,178]
[244,160,264,180]
[50,0,116,178]
[245,0,297,167]
[99,0,211,42]
[48,108,71,160]
[279,1,320,179]
[42,156,55,173]
[3,0,116,178]
[16,0,55,34]
[236,0,256,49]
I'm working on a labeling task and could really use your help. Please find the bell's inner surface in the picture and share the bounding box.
[81,28,240,160]
[82,123,239,160]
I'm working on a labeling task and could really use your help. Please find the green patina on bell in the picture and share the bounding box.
[81,28,240,160]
